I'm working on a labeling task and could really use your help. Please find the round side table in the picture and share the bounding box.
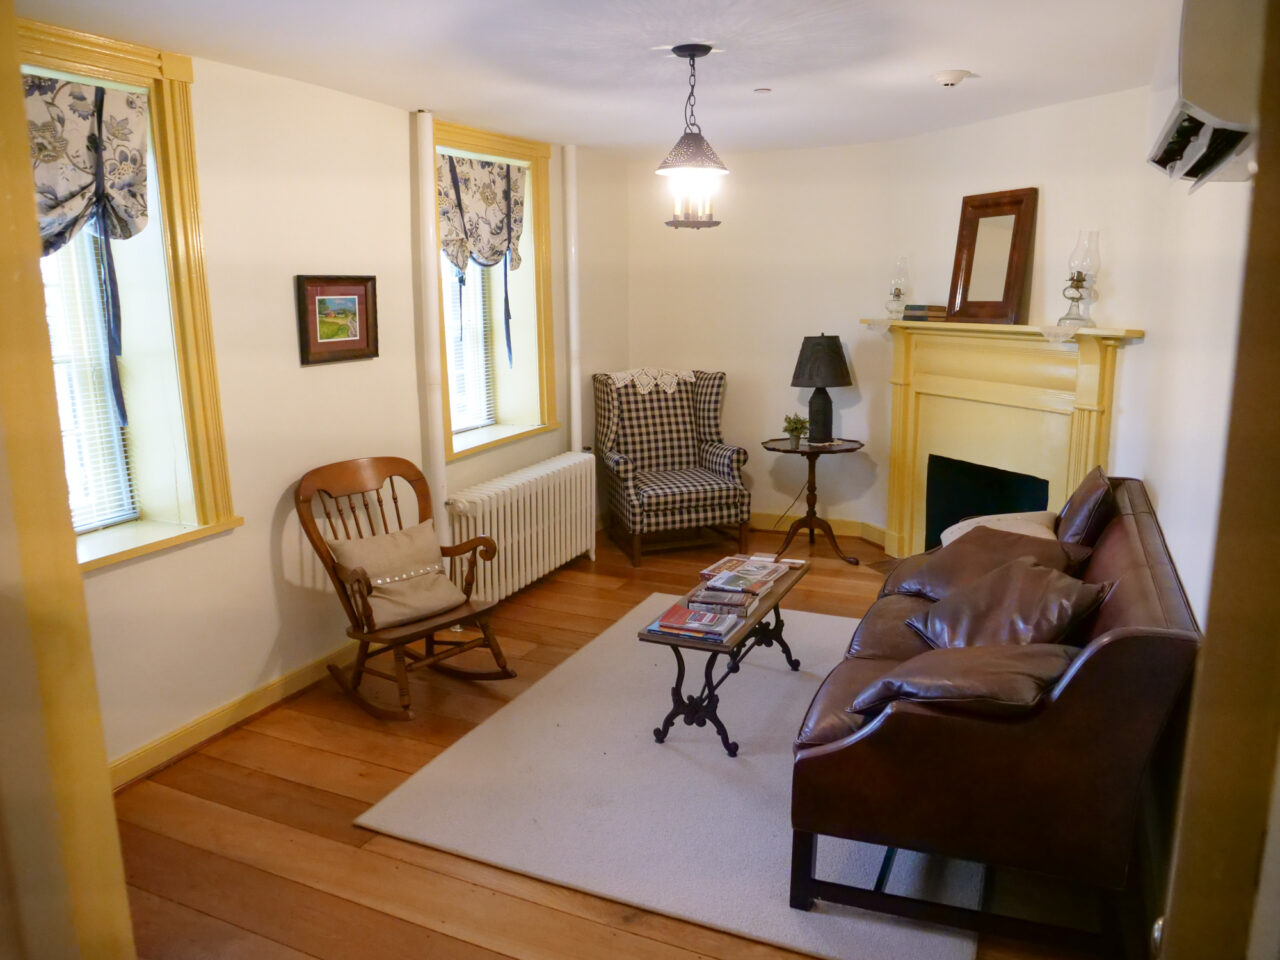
[761,438,865,565]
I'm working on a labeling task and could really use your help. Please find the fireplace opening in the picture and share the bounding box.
[924,455,1049,549]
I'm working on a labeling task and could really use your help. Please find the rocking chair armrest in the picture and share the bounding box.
[333,563,375,632]
[441,535,498,563]
[441,535,497,601]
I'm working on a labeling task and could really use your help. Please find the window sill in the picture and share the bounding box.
[77,515,244,572]
[446,421,560,461]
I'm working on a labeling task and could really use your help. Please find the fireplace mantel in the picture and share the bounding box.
[862,319,1144,557]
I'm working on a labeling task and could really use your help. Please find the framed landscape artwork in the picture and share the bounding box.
[295,275,378,364]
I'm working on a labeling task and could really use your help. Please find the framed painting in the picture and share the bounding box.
[295,275,378,364]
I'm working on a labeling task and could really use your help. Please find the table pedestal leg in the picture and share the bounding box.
[774,454,861,565]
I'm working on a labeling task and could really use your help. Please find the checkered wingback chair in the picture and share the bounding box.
[592,370,749,565]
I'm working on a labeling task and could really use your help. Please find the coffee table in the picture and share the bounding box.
[638,561,809,757]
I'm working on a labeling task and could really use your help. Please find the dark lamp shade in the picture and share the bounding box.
[791,335,852,388]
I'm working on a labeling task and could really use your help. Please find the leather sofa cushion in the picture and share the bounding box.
[795,657,899,749]
[905,557,1111,649]
[848,644,1081,718]
[940,510,1058,546]
[879,551,933,598]
[846,593,935,660]
[1057,466,1117,546]
[885,526,1092,602]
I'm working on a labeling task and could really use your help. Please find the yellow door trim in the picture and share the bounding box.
[0,4,135,955]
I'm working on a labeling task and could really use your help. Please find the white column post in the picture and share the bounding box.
[564,144,583,453]
[411,110,451,541]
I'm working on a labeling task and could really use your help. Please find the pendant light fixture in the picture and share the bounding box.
[656,43,728,229]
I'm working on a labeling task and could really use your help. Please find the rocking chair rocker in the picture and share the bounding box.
[295,456,515,720]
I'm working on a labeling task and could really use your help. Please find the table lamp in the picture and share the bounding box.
[790,334,852,444]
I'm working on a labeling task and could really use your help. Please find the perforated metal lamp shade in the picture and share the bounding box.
[656,132,728,174]
[791,335,853,388]
[791,335,852,444]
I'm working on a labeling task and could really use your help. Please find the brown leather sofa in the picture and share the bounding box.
[790,477,1200,948]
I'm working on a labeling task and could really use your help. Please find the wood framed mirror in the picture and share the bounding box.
[946,187,1038,324]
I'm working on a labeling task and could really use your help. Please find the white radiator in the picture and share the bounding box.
[444,452,596,603]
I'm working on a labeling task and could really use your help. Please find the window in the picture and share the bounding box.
[434,123,557,458]
[19,20,240,569]
[40,229,139,532]
[442,254,496,433]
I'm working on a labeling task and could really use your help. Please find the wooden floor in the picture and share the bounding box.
[116,529,1093,960]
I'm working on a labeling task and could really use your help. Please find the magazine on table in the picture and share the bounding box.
[657,604,739,635]
[700,556,787,580]
[705,569,780,595]
[645,619,733,643]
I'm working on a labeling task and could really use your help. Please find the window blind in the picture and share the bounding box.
[39,228,138,532]
[442,251,496,433]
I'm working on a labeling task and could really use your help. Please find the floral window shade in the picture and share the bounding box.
[24,73,149,424]
[435,151,527,364]
[25,75,149,254]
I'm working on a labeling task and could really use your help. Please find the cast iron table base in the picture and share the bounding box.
[652,606,800,757]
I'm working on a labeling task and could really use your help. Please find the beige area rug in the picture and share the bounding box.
[358,593,981,960]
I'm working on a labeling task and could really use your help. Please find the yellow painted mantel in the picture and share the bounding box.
[864,319,1144,557]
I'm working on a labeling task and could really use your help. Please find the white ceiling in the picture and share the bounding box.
[17,0,1167,150]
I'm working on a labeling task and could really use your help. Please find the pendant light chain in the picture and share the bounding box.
[684,55,700,134]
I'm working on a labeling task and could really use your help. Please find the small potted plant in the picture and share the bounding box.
[783,413,808,449]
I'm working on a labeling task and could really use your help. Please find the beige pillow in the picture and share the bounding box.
[327,520,467,629]
[939,510,1057,547]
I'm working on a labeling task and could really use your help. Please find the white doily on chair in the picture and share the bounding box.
[607,368,695,395]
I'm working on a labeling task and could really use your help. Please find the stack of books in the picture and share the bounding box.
[688,587,760,617]
[646,604,741,643]
[903,304,946,321]
[699,555,791,596]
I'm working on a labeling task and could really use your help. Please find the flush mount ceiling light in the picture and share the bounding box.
[656,43,728,229]
[933,69,977,87]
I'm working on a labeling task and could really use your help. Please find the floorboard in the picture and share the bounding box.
[116,529,1091,960]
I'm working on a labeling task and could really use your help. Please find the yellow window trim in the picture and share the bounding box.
[18,19,241,556]
[78,515,245,572]
[433,120,557,463]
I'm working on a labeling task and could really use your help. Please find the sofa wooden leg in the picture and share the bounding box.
[738,521,750,554]
[630,533,643,566]
[790,831,817,910]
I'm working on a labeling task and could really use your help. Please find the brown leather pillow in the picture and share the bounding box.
[904,557,1111,650]
[848,644,1080,717]
[884,526,1092,602]
[1057,466,1117,546]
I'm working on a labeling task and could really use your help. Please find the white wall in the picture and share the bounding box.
[83,59,424,760]
[575,147,632,451]
[85,58,578,761]
[617,86,1251,619]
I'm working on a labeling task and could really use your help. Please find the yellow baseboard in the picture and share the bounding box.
[108,640,357,789]
[750,513,886,548]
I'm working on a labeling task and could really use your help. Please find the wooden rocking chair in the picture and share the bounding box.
[295,456,515,721]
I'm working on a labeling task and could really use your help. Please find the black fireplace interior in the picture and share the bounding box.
[924,455,1050,549]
